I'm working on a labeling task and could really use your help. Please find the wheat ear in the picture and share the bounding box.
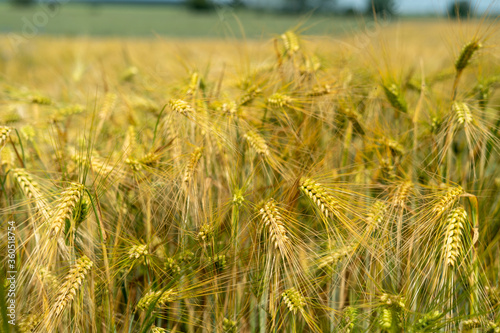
[168,98,194,114]
[433,185,463,214]
[455,40,481,72]
[183,146,204,183]
[259,199,289,252]
[52,255,93,317]
[244,131,270,157]
[299,178,340,218]
[282,287,305,314]
[443,206,467,267]
[137,289,177,311]
[50,183,84,236]
[0,126,12,146]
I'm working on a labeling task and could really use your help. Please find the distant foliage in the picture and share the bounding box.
[187,0,213,11]
[367,0,396,15]
[10,0,35,6]
[449,1,472,18]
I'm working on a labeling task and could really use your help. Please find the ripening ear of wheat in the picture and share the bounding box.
[244,130,270,157]
[267,93,293,108]
[183,146,203,183]
[18,313,40,333]
[151,325,168,333]
[392,181,413,209]
[11,168,50,220]
[443,207,467,268]
[238,84,261,106]
[382,82,408,113]
[137,288,177,311]
[168,99,194,114]
[222,317,237,333]
[0,126,12,146]
[299,178,340,219]
[379,308,392,329]
[433,185,463,214]
[453,102,473,125]
[51,255,93,317]
[260,198,289,253]
[282,287,305,314]
[455,40,482,72]
[49,183,84,236]
[281,30,300,55]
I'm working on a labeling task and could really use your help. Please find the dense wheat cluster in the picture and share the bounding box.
[0,19,499,332]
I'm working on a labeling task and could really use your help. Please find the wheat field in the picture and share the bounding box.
[0,18,500,332]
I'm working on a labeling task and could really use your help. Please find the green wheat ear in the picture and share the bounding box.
[0,126,12,146]
[281,30,300,55]
[282,287,305,314]
[222,317,237,333]
[382,82,407,113]
[455,40,481,72]
[379,308,392,329]
[151,325,169,333]
[19,313,41,333]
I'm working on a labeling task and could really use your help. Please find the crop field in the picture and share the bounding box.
[0,3,363,38]
[0,17,500,333]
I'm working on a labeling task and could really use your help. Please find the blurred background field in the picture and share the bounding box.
[0,0,498,39]
[0,3,365,38]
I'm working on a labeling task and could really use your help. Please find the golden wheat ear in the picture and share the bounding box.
[51,255,93,317]
[0,126,12,146]
[260,198,290,253]
[168,98,194,114]
[299,178,340,219]
[443,206,467,268]
[49,182,84,236]
[244,130,270,157]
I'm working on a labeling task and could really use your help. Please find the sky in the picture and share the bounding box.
[337,0,500,14]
